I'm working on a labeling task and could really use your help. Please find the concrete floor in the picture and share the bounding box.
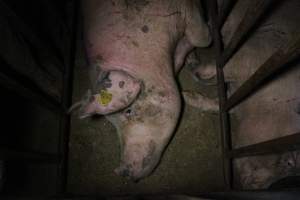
[67,47,225,195]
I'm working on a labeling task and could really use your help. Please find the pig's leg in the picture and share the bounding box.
[175,2,218,111]
[174,36,194,73]
[185,0,216,80]
[174,1,211,73]
[182,90,219,112]
[185,0,211,48]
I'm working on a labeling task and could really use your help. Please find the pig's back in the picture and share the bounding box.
[83,0,186,78]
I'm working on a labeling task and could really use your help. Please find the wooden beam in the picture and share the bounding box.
[227,132,300,158]
[225,36,300,111]
[221,0,274,66]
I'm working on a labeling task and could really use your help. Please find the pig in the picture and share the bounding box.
[72,0,214,181]
[187,0,300,189]
[222,0,300,189]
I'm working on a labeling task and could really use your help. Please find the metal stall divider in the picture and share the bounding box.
[0,0,78,196]
[206,0,300,197]
[57,0,78,195]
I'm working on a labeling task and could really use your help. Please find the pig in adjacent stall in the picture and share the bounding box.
[223,0,300,189]
[71,0,215,181]
[187,0,300,189]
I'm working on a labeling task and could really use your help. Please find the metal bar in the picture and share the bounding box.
[225,36,300,111]
[221,0,274,66]
[0,0,64,70]
[218,0,237,28]
[200,190,300,200]
[227,132,300,158]
[0,57,62,113]
[1,191,300,200]
[207,0,233,190]
[0,146,61,163]
[57,0,78,194]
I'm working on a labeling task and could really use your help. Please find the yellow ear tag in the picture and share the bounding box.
[97,90,113,106]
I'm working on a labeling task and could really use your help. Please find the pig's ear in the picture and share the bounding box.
[79,70,141,118]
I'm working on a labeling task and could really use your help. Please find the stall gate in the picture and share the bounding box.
[0,0,299,199]
[201,0,300,199]
[0,0,78,194]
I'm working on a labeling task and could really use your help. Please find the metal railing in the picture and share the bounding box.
[0,0,78,195]
[207,0,300,192]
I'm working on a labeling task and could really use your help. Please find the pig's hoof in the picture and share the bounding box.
[192,66,217,86]
[193,73,217,86]
[182,90,219,112]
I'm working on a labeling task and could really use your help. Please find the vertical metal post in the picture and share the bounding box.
[218,0,237,29]
[57,0,78,194]
[207,0,233,190]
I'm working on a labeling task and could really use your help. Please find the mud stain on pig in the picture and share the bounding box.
[95,54,104,62]
[147,85,156,93]
[158,91,166,97]
[95,72,112,90]
[102,81,112,88]
[144,105,161,117]
[131,40,139,47]
[122,13,130,21]
[119,81,125,88]
[126,92,133,101]
[141,25,149,33]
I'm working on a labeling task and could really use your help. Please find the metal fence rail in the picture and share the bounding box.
[0,0,77,196]
[0,56,62,113]
[217,0,237,28]
[57,0,78,194]
[0,146,61,163]
[207,0,233,190]
[225,36,300,111]
[0,0,64,72]
[220,0,273,66]
[207,0,300,193]
[227,132,300,158]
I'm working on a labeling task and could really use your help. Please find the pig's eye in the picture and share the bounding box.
[125,108,132,116]
[124,107,138,118]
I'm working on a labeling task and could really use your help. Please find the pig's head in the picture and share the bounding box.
[78,71,181,181]
[73,70,142,118]
[106,82,181,181]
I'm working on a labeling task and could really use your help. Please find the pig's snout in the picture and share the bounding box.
[114,166,130,178]
[114,165,142,182]
[114,151,159,181]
